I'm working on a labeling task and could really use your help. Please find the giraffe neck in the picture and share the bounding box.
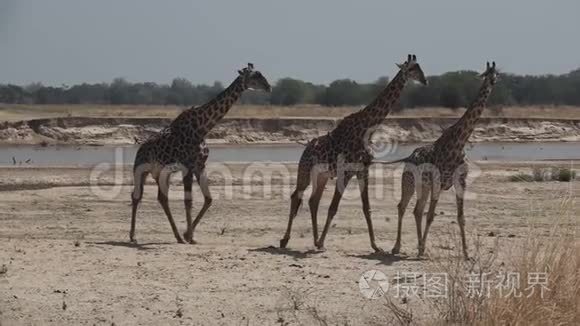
[192,76,245,137]
[441,79,494,148]
[360,70,407,127]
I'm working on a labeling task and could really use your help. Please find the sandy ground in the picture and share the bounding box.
[0,162,579,325]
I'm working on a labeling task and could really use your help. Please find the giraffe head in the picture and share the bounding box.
[396,54,428,85]
[479,61,499,86]
[238,63,272,92]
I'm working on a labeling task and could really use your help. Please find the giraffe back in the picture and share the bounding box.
[133,126,209,177]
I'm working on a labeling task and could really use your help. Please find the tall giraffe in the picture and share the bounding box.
[280,54,428,253]
[383,61,498,259]
[130,63,271,244]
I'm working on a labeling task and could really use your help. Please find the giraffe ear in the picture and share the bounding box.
[238,70,244,75]
[396,63,403,69]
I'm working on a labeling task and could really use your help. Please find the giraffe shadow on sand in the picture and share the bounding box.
[90,241,172,251]
[249,246,323,260]
[347,252,425,266]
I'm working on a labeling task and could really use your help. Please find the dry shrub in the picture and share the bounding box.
[481,229,579,325]
[385,199,579,326]
[384,296,415,326]
[437,202,578,325]
[426,232,499,324]
[275,286,332,326]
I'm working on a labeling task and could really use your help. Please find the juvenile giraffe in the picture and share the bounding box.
[130,63,271,244]
[381,61,498,259]
[280,54,428,252]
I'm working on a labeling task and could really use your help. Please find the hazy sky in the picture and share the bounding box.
[1,0,579,86]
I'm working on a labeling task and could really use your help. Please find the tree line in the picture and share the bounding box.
[1,68,579,109]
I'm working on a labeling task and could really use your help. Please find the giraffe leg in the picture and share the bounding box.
[455,173,469,260]
[280,165,311,248]
[307,172,329,247]
[186,169,213,244]
[419,184,441,256]
[357,168,382,253]
[413,183,430,256]
[130,170,148,243]
[316,173,353,250]
[392,170,415,255]
[156,172,184,244]
[182,171,195,243]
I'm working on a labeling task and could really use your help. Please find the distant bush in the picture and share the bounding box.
[509,172,535,182]
[532,167,547,181]
[270,78,309,106]
[552,167,576,181]
[2,67,580,108]
[509,167,576,182]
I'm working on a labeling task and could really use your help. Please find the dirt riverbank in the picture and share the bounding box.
[1,116,579,145]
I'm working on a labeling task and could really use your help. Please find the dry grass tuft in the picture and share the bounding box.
[425,233,499,324]
[384,296,415,326]
[0,264,7,275]
[385,200,579,325]
[481,229,579,325]
[275,286,330,326]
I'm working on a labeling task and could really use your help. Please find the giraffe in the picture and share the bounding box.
[130,63,271,244]
[279,54,428,253]
[381,61,499,259]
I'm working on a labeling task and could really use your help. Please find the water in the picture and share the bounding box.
[1,142,580,166]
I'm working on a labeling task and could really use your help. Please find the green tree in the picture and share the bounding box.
[439,84,463,109]
[270,78,308,105]
[108,78,131,104]
[323,79,364,106]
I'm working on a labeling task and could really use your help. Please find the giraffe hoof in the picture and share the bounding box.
[315,243,326,251]
[187,239,198,245]
[391,247,401,255]
[130,238,137,244]
[418,248,432,259]
[279,238,289,248]
[373,247,385,254]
